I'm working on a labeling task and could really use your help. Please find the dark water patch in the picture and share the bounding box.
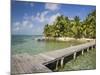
[45,61,56,71]
[76,51,82,57]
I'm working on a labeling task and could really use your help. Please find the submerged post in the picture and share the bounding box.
[87,47,89,52]
[55,60,59,71]
[82,50,84,55]
[73,52,76,60]
[61,57,64,69]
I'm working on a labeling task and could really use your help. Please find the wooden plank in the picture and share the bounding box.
[14,57,25,73]
[39,54,55,60]
[11,41,96,74]
[11,58,19,74]
[33,64,52,73]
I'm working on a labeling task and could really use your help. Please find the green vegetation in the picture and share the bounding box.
[43,10,96,39]
[61,49,96,71]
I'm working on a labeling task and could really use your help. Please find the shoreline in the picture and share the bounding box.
[44,37,95,42]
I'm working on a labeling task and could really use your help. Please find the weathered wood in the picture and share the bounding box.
[61,57,64,69]
[82,50,84,55]
[11,41,96,74]
[73,52,76,60]
[55,60,59,71]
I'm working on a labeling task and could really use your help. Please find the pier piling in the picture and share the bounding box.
[82,50,84,55]
[60,57,64,69]
[73,52,76,60]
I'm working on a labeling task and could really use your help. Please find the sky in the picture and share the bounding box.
[11,0,96,35]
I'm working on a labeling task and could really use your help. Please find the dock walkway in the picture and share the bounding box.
[11,41,96,74]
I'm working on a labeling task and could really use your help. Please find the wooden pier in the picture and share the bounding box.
[11,41,96,74]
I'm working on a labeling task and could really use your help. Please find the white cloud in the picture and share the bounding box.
[12,10,61,35]
[13,22,20,26]
[36,13,40,17]
[12,22,21,31]
[34,11,61,24]
[28,24,33,28]
[31,11,61,24]
[35,11,49,22]
[30,11,49,23]
[39,11,49,22]
[13,26,20,31]
[16,27,20,31]
[49,13,61,24]
[12,19,33,32]
[22,20,29,27]
[31,15,35,21]
[21,20,34,29]
[45,3,60,11]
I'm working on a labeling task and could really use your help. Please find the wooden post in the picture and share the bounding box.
[61,57,64,69]
[87,47,89,52]
[82,50,84,55]
[73,52,76,60]
[55,60,59,71]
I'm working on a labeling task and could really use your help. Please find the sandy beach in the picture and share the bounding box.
[44,37,95,42]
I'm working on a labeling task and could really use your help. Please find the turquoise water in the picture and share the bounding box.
[11,35,84,55]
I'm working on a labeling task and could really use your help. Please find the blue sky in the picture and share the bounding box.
[11,1,96,35]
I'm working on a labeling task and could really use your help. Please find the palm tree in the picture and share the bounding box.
[82,10,96,38]
[43,10,96,39]
[72,16,81,38]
